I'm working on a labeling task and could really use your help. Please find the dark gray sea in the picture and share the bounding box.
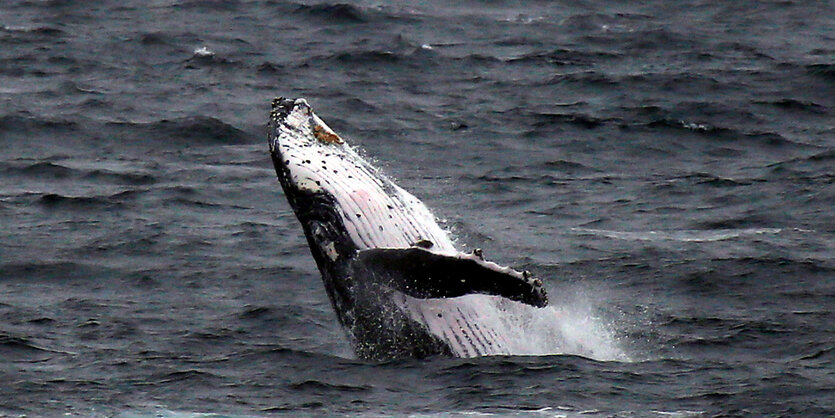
[1,0,833,416]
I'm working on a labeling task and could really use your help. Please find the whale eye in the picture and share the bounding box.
[412,239,433,249]
[472,248,483,260]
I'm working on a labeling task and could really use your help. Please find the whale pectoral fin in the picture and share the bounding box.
[353,248,548,308]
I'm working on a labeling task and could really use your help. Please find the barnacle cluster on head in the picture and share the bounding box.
[313,124,343,144]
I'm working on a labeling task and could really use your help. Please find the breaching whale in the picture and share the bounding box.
[268,97,548,359]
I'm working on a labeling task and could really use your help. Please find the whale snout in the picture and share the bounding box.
[271,97,309,120]
[269,97,343,149]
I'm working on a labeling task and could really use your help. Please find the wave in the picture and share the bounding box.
[806,149,835,162]
[700,256,835,284]
[294,41,636,72]
[559,11,654,32]
[572,227,781,243]
[1,161,157,185]
[229,344,349,365]
[0,333,50,353]
[83,169,157,185]
[0,114,79,133]
[0,114,255,147]
[0,260,109,282]
[767,150,835,184]
[531,112,608,129]
[640,118,808,147]
[38,192,119,209]
[1,24,63,34]
[542,160,599,174]
[1,161,74,178]
[691,215,779,230]
[149,369,224,385]
[754,99,828,114]
[237,305,272,319]
[493,102,804,151]
[0,25,65,41]
[289,379,372,393]
[553,71,727,95]
[169,0,243,12]
[163,196,226,208]
[508,48,622,66]
[256,61,284,75]
[293,3,367,23]
[183,48,237,69]
[105,116,250,144]
[551,70,618,88]
[806,63,835,80]
[676,172,756,187]
[773,149,835,168]
[79,234,163,257]
[798,346,834,361]
[299,48,431,71]
[0,333,67,361]
[669,317,794,350]
[35,190,141,210]
[139,31,179,46]
[582,27,701,52]
[492,107,611,132]
[332,50,402,65]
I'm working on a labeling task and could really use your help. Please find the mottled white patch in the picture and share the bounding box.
[292,175,323,192]
[324,242,338,261]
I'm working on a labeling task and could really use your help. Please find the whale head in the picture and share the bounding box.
[268,97,365,284]
[268,97,457,255]
[268,97,348,194]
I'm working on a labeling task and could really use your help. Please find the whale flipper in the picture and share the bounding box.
[353,248,548,308]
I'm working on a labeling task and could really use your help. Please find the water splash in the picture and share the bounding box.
[192,46,215,57]
[497,291,631,362]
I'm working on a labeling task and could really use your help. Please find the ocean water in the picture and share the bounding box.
[1,0,833,416]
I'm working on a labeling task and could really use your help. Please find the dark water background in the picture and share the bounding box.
[2,0,834,416]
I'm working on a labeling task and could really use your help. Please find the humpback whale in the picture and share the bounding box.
[268,97,548,359]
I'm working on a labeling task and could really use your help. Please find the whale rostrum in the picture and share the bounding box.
[267,97,548,359]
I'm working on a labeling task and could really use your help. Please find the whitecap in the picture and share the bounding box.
[193,46,215,57]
